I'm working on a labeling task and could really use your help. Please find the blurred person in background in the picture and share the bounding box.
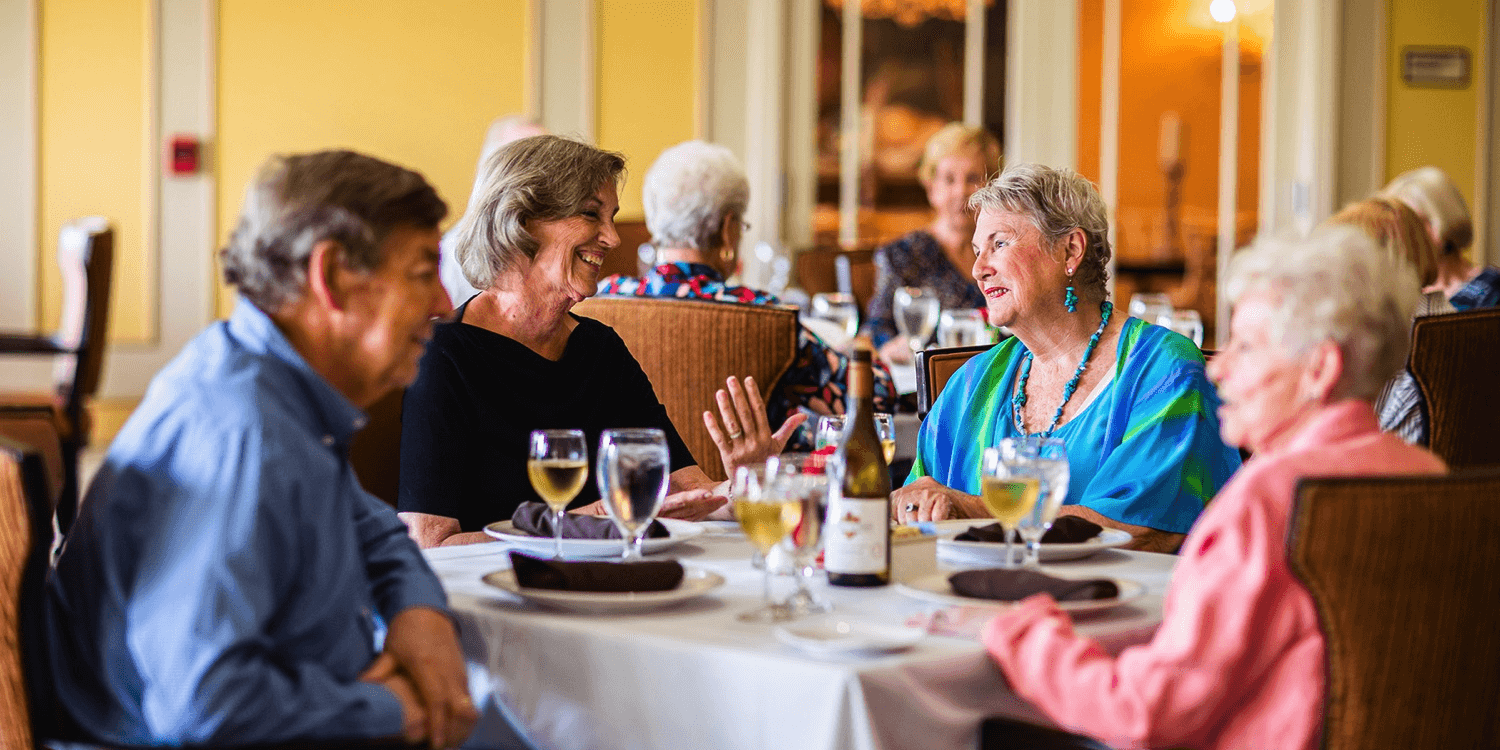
[441,114,548,304]
[1382,165,1499,310]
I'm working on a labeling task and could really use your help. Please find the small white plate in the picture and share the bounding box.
[774,618,924,657]
[481,566,726,614]
[482,518,705,559]
[896,572,1146,614]
[937,527,1133,563]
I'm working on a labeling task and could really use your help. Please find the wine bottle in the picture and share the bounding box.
[825,345,892,586]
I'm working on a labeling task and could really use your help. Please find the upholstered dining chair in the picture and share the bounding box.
[1409,307,1500,469]
[1289,469,1500,749]
[0,218,114,534]
[913,344,996,420]
[0,436,56,749]
[573,297,799,481]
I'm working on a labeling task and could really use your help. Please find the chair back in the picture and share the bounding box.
[914,344,996,419]
[795,248,877,312]
[54,218,114,417]
[0,406,65,513]
[573,297,799,481]
[1410,307,1500,468]
[0,437,56,749]
[1289,470,1500,750]
[348,389,404,506]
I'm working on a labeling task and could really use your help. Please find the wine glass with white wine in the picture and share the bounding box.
[596,428,670,560]
[875,413,895,464]
[527,429,589,559]
[981,440,1042,568]
[735,461,802,622]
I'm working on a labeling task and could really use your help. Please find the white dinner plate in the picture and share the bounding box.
[481,566,726,614]
[937,527,1133,563]
[896,572,1146,614]
[774,618,924,657]
[482,518,705,559]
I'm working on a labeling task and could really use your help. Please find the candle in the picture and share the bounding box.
[1159,111,1182,167]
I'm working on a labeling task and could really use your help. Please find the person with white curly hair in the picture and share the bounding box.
[964,226,1446,750]
[1381,165,1499,310]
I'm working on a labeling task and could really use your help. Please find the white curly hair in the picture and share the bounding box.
[642,140,749,251]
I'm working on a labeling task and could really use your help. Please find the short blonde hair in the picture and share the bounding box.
[917,123,1002,183]
[451,135,625,290]
[1324,197,1438,287]
[967,163,1111,300]
[1380,166,1472,256]
[1225,226,1420,401]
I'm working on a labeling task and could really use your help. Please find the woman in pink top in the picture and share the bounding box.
[980,226,1447,749]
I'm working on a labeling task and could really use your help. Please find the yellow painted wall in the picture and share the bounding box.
[215,0,530,317]
[1386,0,1487,250]
[39,0,152,342]
[596,0,700,220]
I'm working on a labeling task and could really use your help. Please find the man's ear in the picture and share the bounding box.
[306,239,351,312]
[1301,339,1344,403]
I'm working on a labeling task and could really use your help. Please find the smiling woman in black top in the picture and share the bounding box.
[398,135,800,547]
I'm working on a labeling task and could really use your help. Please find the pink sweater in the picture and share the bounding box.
[982,400,1445,749]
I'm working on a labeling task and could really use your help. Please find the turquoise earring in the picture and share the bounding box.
[1064,271,1078,313]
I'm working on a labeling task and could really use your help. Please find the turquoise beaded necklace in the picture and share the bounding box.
[1012,301,1114,437]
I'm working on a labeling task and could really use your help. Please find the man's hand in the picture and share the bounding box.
[360,655,428,745]
[892,477,983,523]
[381,607,479,749]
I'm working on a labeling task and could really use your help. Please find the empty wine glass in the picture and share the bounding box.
[938,309,990,347]
[980,441,1043,568]
[527,429,588,559]
[767,452,832,615]
[894,287,941,357]
[596,428,670,560]
[735,461,801,622]
[1012,438,1070,567]
[810,292,860,346]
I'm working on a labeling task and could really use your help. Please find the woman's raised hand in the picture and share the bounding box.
[701,375,808,477]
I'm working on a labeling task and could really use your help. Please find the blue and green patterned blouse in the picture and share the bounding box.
[909,317,1240,534]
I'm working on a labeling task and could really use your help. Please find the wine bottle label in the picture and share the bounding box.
[824,496,889,574]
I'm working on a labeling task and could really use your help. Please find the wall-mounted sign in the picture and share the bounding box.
[1402,46,1471,89]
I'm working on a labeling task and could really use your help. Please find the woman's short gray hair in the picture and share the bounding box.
[451,135,626,289]
[642,140,749,251]
[1225,225,1420,401]
[221,150,447,313]
[1380,166,1472,256]
[967,163,1111,299]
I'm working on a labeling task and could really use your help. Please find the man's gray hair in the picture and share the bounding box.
[1225,225,1420,401]
[221,150,447,313]
[450,135,625,290]
[968,164,1111,299]
[642,140,749,251]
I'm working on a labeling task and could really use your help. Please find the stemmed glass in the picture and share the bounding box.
[980,440,1043,568]
[527,429,589,559]
[815,415,845,451]
[893,287,941,358]
[596,428,670,560]
[767,453,832,615]
[875,413,895,464]
[735,462,801,622]
[817,414,892,461]
[810,292,861,346]
[732,464,768,570]
[1012,438,1070,567]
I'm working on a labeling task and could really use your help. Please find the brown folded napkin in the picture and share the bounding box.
[948,568,1119,602]
[954,516,1104,544]
[508,551,685,592]
[511,502,669,540]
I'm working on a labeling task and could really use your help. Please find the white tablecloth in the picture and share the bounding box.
[429,531,1176,750]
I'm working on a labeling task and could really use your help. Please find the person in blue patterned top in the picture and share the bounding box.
[599,140,896,447]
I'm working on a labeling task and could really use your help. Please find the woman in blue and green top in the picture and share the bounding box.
[894,164,1241,552]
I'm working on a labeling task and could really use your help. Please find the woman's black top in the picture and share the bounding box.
[398,305,696,531]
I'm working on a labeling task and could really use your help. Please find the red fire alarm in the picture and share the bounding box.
[169,135,200,175]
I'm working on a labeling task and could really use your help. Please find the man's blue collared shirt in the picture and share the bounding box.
[47,301,449,745]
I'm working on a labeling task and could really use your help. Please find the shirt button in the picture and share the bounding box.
[321,435,335,447]
[353,417,367,429]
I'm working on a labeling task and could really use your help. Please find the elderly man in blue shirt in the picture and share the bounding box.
[47,150,478,747]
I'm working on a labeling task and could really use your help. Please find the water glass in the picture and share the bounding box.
[596,428,670,560]
[1167,309,1204,347]
[894,287,941,356]
[767,453,832,615]
[810,292,861,344]
[938,309,990,347]
[980,441,1043,568]
[1128,293,1173,325]
[527,429,588,559]
[1011,438,1071,567]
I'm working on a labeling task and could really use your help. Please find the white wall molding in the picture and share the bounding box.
[1006,0,1078,169]
[742,0,789,286]
[1100,0,1120,300]
[0,0,39,332]
[1336,0,1386,210]
[1259,0,1341,237]
[538,0,596,143]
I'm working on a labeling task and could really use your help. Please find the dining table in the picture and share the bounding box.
[429,525,1178,750]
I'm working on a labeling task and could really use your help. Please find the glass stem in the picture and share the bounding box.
[553,508,566,559]
[762,564,775,608]
[1004,527,1016,568]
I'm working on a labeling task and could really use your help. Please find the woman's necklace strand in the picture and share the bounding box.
[1012,301,1114,438]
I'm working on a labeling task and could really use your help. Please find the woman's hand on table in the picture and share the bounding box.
[905,606,998,639]
[892,477,984,523]
[879,337,912,365]
[659,487,728,520]
[702,375,809,475]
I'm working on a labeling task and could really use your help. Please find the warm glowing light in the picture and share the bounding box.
[1209,0,1237,23]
